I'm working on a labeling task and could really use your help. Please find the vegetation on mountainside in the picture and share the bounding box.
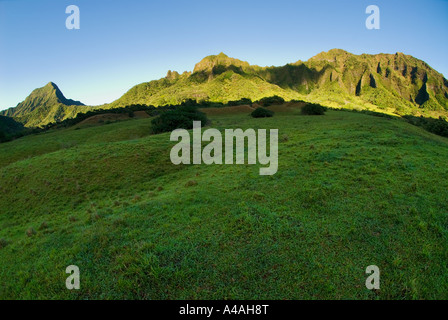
[107,50,448,118]
[5,50,447,128]
[2,97,448,143]
[107,67,298,110]
[43,104,158,130]
[0,82,89,128]
[0,106,447,299]
[403,115,448,138]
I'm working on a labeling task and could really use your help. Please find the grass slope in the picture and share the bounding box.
[0,108,447,299]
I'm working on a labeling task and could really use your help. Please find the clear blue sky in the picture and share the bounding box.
[0,0,447,110]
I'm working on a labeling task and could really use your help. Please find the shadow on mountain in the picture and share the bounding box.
[0,115,28,143]
[259,64,331,93]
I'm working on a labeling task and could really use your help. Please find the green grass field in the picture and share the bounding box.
[1,107,447,299]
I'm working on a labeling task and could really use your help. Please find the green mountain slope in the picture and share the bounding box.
[291,49,448,114]
[4,50,448,127]
[0,108,447,299]
[107,53,301,108]
[108,50,448,117]
[0,82,90,128]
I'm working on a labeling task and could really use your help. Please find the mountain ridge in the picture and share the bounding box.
[108,49,448,115]
[0,82,88,127]
[3,49,448,127]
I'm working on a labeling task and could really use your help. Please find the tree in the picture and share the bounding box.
[301,104,326,115]
[251,107,274,118]
[151,106,208,134]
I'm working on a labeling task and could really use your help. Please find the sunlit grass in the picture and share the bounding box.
[0,109,447,299]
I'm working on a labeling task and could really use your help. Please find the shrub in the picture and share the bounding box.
[257,96,285,107]
[426,117,448,137]
[151,106,208,134]
[228,98,252,106]
[301,103,326,115]
[251,107,274,118]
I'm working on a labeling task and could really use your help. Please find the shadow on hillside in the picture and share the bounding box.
[327,107,448,138]
[402,115,448,138]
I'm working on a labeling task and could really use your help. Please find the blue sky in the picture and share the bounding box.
[0,0,447,110]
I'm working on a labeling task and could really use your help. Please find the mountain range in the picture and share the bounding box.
[2,49,448,127]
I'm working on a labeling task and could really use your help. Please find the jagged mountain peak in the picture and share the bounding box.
[22,82,83,105]
[309,48,353,62]
[45,81,58,89]
[193,52,250,74]
[0,82,87,127]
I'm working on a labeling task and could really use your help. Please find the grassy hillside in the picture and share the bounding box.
[0,107,447,299]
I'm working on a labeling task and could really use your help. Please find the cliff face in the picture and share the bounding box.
[257,50,447,112]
